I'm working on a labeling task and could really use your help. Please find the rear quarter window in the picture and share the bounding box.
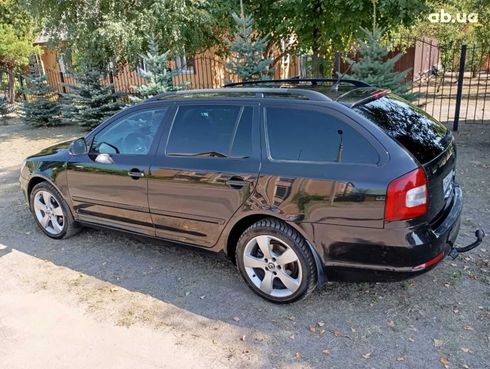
[265,107,379,164]
[354,95,449,164]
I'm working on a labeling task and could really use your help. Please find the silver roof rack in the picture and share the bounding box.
[149,87,332,102]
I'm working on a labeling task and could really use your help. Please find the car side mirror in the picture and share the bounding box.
[69,138,88,155]
[95,153,114,164]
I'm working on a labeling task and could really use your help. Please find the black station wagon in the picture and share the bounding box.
[20,79,484,303]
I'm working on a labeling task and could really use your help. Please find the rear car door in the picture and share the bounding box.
[148,101,260,247]
[66,104,170,236]
[257,101,387,228]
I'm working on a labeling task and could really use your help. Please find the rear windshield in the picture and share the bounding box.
[354,95,449,163]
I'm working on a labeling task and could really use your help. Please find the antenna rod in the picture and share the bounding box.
[331,59,355,91]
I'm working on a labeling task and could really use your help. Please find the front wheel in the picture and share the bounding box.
[30,181,81,239]
[236,218,317,303]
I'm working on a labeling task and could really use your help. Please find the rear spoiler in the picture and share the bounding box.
[349,89,391,108]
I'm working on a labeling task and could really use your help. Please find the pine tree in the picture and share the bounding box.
[0,96,15,118]
[131,38,174,103]
[22,74,61,127]
[61,68,124,130]
[225,12,273,81]
[349,27,416,100]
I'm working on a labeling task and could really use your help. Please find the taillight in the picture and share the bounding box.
[385,167,428,221]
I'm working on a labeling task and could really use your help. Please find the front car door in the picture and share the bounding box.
[148,101,261,247]
[66,104,170,236]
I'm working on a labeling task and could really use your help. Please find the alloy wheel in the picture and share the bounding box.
[243,235,303,298]
[33,190,65,235]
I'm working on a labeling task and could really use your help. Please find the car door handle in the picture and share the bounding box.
[226,177,247,189]
[128,168,145,179]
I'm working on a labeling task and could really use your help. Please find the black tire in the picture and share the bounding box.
[236,218,317,303]
[29,181,81,239]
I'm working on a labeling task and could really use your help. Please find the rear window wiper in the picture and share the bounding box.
[168,151,249,159]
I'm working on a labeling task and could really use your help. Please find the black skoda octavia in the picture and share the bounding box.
[20,79,484,303]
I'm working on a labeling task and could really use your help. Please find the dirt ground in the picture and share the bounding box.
[0,117,489,369]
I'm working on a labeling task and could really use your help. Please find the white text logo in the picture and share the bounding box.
[428,9,479,24]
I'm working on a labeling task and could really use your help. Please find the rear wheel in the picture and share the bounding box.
[30,182,80,239]
[236,218,317,303]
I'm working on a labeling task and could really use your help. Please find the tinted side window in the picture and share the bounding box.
[354,96,449,164]
[92,108,167,155]
[265,107,378,164]
[167,105,253,158]
[230,106,253,157]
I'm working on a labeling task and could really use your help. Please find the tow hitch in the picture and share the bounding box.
[448,228,486,260]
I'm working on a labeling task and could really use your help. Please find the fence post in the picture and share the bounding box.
[453,44,467,131]
[59,70,66,94]
[58,56,67,94]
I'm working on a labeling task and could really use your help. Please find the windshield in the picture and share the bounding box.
[354,94,450,163]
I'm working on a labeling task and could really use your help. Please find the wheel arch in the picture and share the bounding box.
[27,175,66,206]
[27,175,51,202]
[225,214,270,263]
[224,212,326,286]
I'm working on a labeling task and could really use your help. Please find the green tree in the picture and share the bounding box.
[398,0,490,74]
[0,95,15,118]
[23,74,61,126]
[0,0,35,103]
[0,24,32,103]
[0,0,37,103]
[225,12,273,81]
[24,0,237,71]
[397,0,490,73]
[472,0,490,45]
[61,68,124,129]
[349,27,415,100]
[403,0,489,47]
[243,0,429,76]
[131,38,174,102]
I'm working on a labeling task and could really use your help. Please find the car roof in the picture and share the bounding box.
[146,79,389,108]
[148,87,331,102]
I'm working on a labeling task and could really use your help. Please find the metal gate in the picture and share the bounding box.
[334,38,490,130]
[403,40,490,130]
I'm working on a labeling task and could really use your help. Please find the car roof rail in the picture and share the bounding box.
[148,87,332,102]
[224,78,371,88]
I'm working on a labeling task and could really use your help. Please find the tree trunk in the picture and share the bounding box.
[7,67,15,103]
[311,28,324,78]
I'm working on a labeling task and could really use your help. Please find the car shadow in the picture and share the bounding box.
[0,246,11,257]
[0,169,417,321]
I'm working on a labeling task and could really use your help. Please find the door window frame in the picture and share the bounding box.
[84,102,176,158]
[156,99,261,162]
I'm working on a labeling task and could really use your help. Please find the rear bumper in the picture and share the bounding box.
[311,186,466,282]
